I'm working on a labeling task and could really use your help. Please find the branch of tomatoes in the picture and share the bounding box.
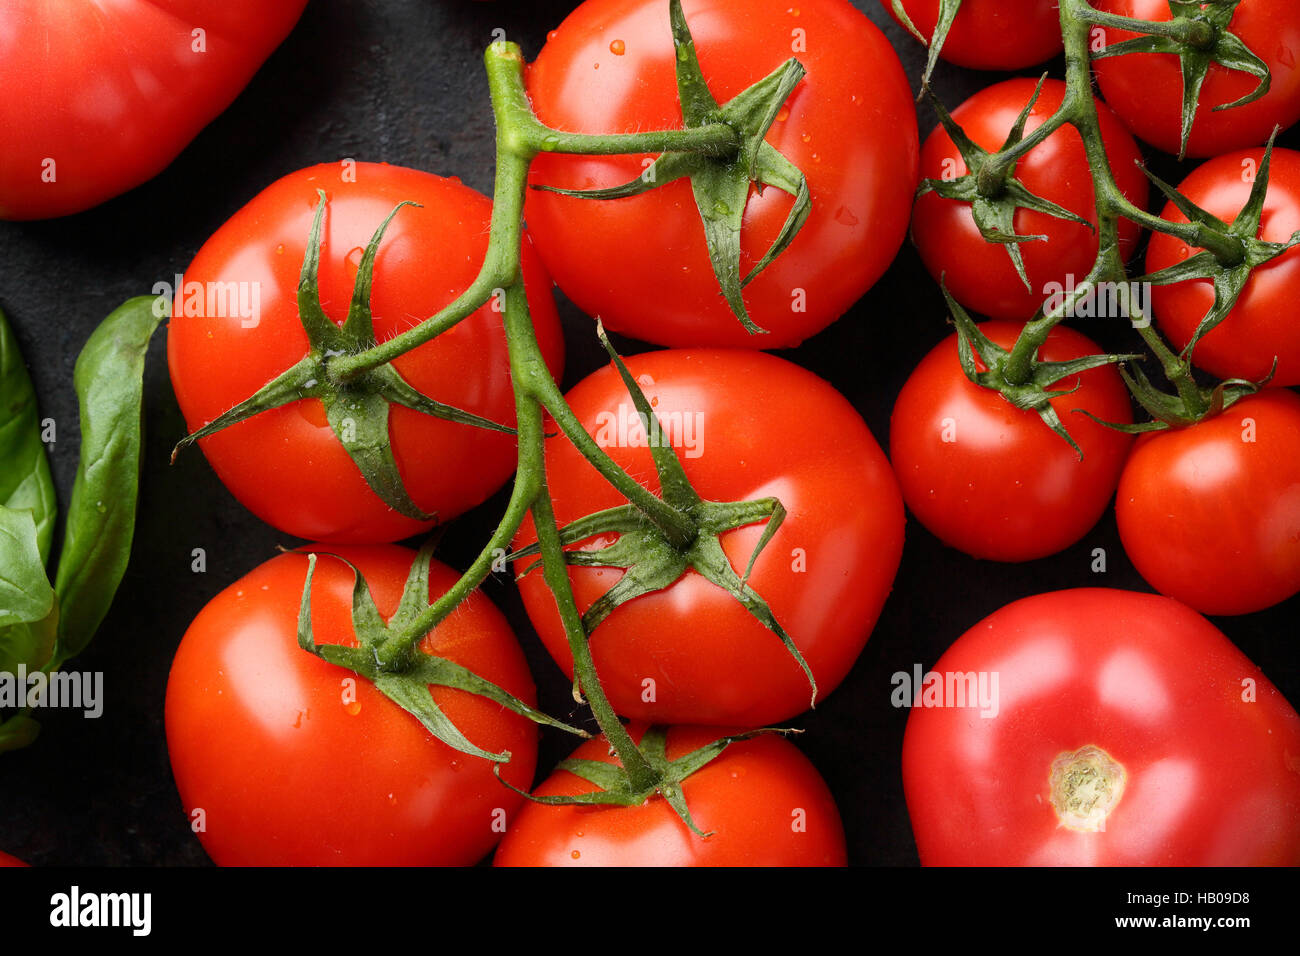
[170,1,820,827]
[910,0,1300,444]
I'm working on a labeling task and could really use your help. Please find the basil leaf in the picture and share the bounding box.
[0,307,56,564]
[0,505,57,675]
[51,297,162,665]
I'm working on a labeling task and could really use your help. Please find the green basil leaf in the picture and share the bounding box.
[0,307,57,564]
[0,504,57,676]
[51,297,162,665]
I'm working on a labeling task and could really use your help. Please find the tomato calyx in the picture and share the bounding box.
[1048,744,1127,832]
[918,78,1093,294]
[889,0,965,88]
[170,191,514,520]
[1084,0,1270,159]
[511,325,812,703]
[495,725,795,837]
[946,291,1139,456]
[1136,135,1300,360]
[530,0,811,336]
[295,544,586,762]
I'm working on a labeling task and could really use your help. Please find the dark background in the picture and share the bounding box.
[0,0,1296,867]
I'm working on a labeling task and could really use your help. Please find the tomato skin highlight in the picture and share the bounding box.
[164,545,538,866]
[513,349,904,726]
[1093,0,1300,158]
[911,78,1148,321]
[1147,147,1300,387]
[878,0,1063,71]
[0,0,308,220]
[167,163,564,543]
[495,725,847,866]
[1116,389,1300,617]
[903,588,1300,866]
[524,0,919,348]
[889,320,1134,563]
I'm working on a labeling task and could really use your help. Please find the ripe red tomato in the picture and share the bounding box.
[904,588,1300,866]
[513,349,904,725]
[167,163,564,543]
[1093,0,1300,158]
[1116,389,1300,616]
[523,0,919,348]
[495,725,846,866]
[0,851,26,867]
[911,77,1148,320]
[0,0,308,219]
[1146,147,1300,387]
[165,545,539,866]
[878,0,1063,70]
[890,320,1134,562]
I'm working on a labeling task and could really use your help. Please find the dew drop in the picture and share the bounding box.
[275,243,285,255]
[571,850,581,860]
[609,39,626,56]
[547,30,558,42]
[776,107,790,123]
[345,701,361,717]
[801,132,812,143]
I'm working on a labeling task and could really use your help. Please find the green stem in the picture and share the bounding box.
[1074,3,1216,48]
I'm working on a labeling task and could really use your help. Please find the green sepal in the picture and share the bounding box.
[495,726,798,837]
[172,191,512,520]
[1136,134,1300,361]
[1100,357,1272,431]
[294,547,586,763]
[531,0,811,335]
[891,0,965,89]
[1091,0,1269,160]
[918,79,1092,292]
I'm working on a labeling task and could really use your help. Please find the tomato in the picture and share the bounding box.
[165,545,539,866]
[167,163,564,543]
[0,852,26,867]
[513,349,904,725]
[1146,147,1300,387]
[523,0,919,348]
[1116,389,1300,616]
[878,0,1063,71]
[904,588,1300,866]
[494,725,846,866]
[0,0,308,220]
[1093,0,1300,158]
[911,77,1148,320]
[889,320,1134,562]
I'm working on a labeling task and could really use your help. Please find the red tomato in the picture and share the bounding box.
[1147,147,1300,386]
[513,349,904,725]
[878,0,1063,70]
[0,851,26,867]
[524,0,919,348]
[167,163,564,543]
[0,0,308,220]
[495,725,846,866]
[904,588,1300,866]
[911,78,1148,320]
[1116,389,1300,616]
[1093,0,1300,158]
[165,545,539,866]
[889,320,1134,562]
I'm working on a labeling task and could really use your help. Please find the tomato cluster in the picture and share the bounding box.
[7,0,1298,871]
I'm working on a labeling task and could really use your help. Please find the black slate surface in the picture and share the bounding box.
[0,0,1296,867]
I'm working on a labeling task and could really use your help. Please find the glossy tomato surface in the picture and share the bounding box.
[890,320,1134,562]
[0,0,308,219]
[912,77,1148,320]
[514,349,904,725]
[879,0,1063,70]
[167,163,563,543]
[0,852,26,867]
[165,545,538,866]
[524,0,919,348]
[904,588,1300,866]
[1116,389,1300,616]
[1093,0,1300,157]
[1147,147,1300,386]
[495,725,846,866]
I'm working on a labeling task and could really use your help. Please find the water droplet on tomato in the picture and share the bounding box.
[609,39,625,56]
[547,30,558,42]
[275,244,285,255]
[776,107,790,122]
[345,701,361,716]
[801,132,811,143]
[571,850,581,860]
